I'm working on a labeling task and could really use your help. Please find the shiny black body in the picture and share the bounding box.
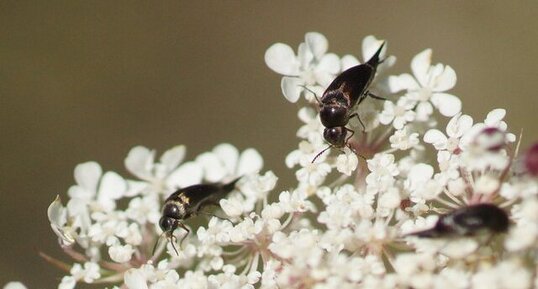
[408,204,509,238]
[157,178,240,254]
[319,42,385,148]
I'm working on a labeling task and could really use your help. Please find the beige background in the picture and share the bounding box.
[1,2,537,287]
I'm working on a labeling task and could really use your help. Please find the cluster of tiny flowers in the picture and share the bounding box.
[5,32,538,289]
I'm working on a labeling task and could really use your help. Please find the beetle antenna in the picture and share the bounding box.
[170,235,180,256]
[312,145,332,163]
[299,85,321,104]
[151,231,167,257]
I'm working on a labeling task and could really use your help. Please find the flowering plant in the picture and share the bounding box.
[7,32,538,289]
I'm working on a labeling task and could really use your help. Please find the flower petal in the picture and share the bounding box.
[124,268,148,289]
[432,65,457,92]
[362,35,386,62]
[124,146,154,180]
[446,114,473,138]
[387,74,420,93]
[159,145,186,172]
[48,195,67,227]
[485,108,506,124]
[3,282,27,289]
[98,171,126,201]
[213,144,239,173]
[315,53,340,86]
[340,54,360,71]
[281,77,303,103]
[424,129,448,150]
[74,162,102,192]
[305,32,328,60]
[196,152,226,182]
[238,148,263,176]
[411,49,432,87]
[264,43,299,75]
[166,161,203,189]
[431,93,462,116]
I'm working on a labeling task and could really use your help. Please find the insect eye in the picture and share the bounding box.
[159,216,176,232]
[323,127,346,147]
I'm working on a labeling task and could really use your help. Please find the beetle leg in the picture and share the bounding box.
[367,91,386,101]
[349,113,366,131]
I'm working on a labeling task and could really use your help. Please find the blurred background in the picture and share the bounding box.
[1,1,537,287]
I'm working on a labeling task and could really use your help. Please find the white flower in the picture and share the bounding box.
[126,194,160,224]
[379,97,417,129]
[405,164,443,201]
[366,153,399,194]
[390,126,420,150]
[424,112,473,153]
[335,151,359,176]
[68,162,127,212]
[196,143,263,182]
[47,195,76,246]
[109,243,134,263]
[265,32,340,102]
[3,282,26,289]
[125,145,203,193]
[389,49,461,118]
[70,262,101,283]
[296,107,324,145]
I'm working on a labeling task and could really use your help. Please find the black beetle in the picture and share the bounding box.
[154,178,240,255]
[407,203,509,238]
[313,42,386,162]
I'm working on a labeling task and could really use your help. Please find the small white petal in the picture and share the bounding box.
[166,161,203,189]
[48,195,67,227]
[124,146,154,180]
[238,148,263,176]
[305,32,328,60]
[98,172,126,201]
[281,77,303,103]
[48,196,76,245]
[124,269,148,289]
[409,163,434,180]
[336,152,358,176]
[424,129,448,150]
[3,282,27,289]
[58,276,76,289]
[159,145,186,172]
[431,93,462,116]
[432,65,457,92]
[340,54,359,71]
[387,74,420,93]
[213,143,239,174]
[264,43,299,75]
[74,162,102,192]
[315,53,340,86]
[449,114,473,138]
[220,199,243,218]
[297,42,314,69]
[196,153,226,182]
[108,244,134,263]
[362,36,386,62]
[411,49,433,87]
[485,108,506,124]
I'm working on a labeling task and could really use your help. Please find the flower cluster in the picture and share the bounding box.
[6,32,537,289]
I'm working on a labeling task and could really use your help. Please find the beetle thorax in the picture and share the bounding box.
[319,105,348,127]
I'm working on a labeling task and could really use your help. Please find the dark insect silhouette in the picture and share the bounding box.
[313,42,386,162]
[153,178,240,255]
[406,203,509,238]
